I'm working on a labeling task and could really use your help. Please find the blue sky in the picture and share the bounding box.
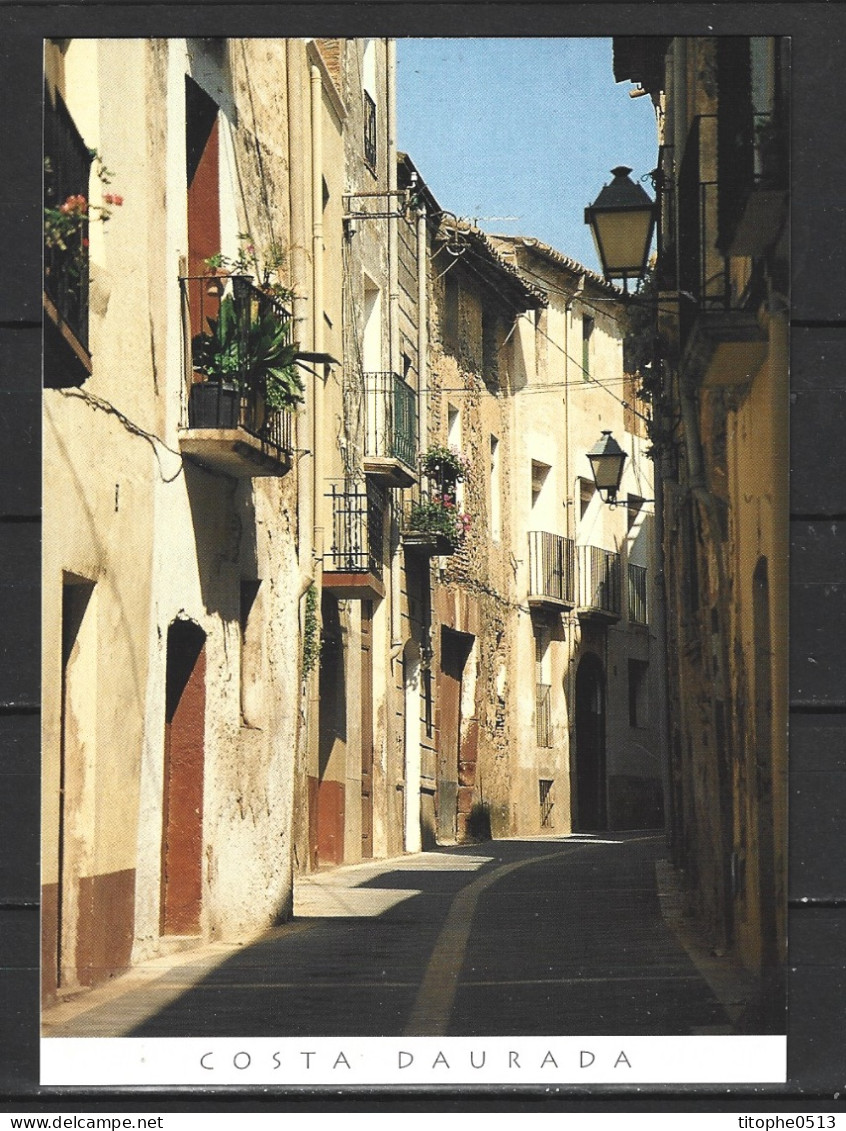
[396,37,658,274]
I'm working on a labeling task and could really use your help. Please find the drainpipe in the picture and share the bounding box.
[387,39,403,657]
[287,42,313,590]
[417,200,428,458]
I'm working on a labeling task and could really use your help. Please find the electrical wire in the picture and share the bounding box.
[59,387,185,483]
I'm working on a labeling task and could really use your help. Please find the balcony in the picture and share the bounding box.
[677,115,768,389]
[527,531,575,611]
[323,482,386,600]
[627,562,648,626]
[177,275,297,478]
[362,371,418,487]
[43,91,94,387]
[400,492,464,558]
[577,546,621,623]
[716,39,789,258]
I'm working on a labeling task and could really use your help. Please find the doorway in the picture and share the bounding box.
[574,652,607,830]
[58,578,96,988]
[437,628,473,843]
[161,620,206,936]
[360,600,374,859]
[404,641,422,853]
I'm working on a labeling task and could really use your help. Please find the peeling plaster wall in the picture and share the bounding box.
[43,40,302,1000]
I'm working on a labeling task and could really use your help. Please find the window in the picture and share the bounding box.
[240,580,263,728]
[482,307,498,384]
[579,477,595,521]
[443,272,460,353]
[628,659,649,727]
[490,435,501,541]
[627,495,644,531]
[582,315,594,380]
[362,40,377,169]
[535,629,552,748]
[539,779,555,828]
[531,460,551,511]
[448,405,464,509]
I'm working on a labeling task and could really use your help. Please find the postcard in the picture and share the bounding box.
[38,33,788,1090]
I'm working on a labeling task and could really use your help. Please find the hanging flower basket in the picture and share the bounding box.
[420,444,470,489]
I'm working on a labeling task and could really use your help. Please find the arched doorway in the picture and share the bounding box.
[574,652,607,830]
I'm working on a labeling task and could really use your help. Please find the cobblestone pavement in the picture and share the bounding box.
[43,833,757,1039]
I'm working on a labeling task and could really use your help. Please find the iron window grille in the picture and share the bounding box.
[627,562,648,625]
[364,91,377,169]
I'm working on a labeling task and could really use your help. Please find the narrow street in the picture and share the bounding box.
[43,834,755,1040]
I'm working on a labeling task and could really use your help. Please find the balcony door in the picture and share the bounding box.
[574,652,607,831]
[186,76,220,342]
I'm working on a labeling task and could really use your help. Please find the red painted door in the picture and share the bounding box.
[161,622,206,935]
[361,601,374,859]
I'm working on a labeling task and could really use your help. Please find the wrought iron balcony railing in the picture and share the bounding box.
[528,531,575,608]
[577,545,622,618]
[364,371,418,475]
[627,562,648,625]
[325,482,385,578]
[44,90,94,381]
[677,114,769,358]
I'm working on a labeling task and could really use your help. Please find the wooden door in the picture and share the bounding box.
[575,653,607,831]
[161,621,206,935]
[360,601,374,859]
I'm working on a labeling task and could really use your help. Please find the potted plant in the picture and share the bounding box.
[405,493,471,554]
[189,292,303,429]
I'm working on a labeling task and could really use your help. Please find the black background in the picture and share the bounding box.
[2,1,844,1112]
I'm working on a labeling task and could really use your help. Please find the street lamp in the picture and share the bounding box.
[584,166,655,291]
[587,430,627,505]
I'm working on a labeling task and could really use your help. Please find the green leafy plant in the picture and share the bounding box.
[302,583,321,678]
[204,235,294,305]
[407,493,470,550]
[192,294,303,411]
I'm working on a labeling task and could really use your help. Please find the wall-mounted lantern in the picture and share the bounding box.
[584,166,655,291]
[587,430,627,505]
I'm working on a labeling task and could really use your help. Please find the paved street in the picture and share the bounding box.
[43,833,756,1039]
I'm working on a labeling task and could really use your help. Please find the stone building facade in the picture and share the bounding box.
[41,36,413,1004]
[42,38,308,1002]
[613,36,789,1011]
